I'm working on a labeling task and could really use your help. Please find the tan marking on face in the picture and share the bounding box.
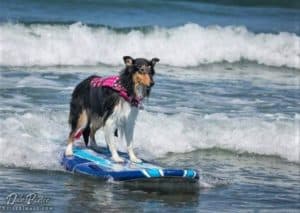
[133,72,151,87]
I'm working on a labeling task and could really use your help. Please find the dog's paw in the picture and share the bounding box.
[130,157,142,164]
[65,144,73,156]
[65,148,73,156]
[112,155,125,163]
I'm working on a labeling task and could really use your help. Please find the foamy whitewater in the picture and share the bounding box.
[1,111,298,171]
[1,23,299,68]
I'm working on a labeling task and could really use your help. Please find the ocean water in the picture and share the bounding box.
[0,0,299,212]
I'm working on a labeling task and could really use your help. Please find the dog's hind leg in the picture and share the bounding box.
[65,110,88,156]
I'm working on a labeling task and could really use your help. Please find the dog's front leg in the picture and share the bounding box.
[104,117,124,163]
[125,121,142,163]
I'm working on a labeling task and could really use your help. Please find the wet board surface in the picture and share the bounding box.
[61,146,199,182]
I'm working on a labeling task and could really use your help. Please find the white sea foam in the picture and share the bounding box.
[0,111,298,171]
[0,112,66,170]
[0,23,299,69]
[134,112,299,163]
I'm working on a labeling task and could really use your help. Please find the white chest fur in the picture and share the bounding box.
[112,98,139,127]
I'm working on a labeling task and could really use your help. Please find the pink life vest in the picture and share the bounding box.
[90,76,142,107]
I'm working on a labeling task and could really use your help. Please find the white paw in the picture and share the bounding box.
[130,156,142,163]
[65,146,73,156]
[112,155,125,163]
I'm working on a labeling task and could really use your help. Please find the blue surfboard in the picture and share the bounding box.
[61,146,199,183]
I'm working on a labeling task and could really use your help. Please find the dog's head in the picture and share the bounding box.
[122,56,159,98]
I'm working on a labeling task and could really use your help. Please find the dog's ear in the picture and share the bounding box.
[151,58,160,66]
[123,56,134,66]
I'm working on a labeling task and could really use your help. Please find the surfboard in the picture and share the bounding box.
[61,146,199,184]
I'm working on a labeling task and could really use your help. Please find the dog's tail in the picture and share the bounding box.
[68,75,96,145]
[82,126,90,147]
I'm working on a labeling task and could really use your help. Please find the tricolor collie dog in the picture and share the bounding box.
[65,56,159,163]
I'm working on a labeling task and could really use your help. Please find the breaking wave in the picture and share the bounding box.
[0,22,299,69]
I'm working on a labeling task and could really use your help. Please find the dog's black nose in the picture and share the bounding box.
[150,82,155,87]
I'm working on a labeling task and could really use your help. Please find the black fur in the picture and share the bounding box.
[68,76,121,145]
[68,75,95,134]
